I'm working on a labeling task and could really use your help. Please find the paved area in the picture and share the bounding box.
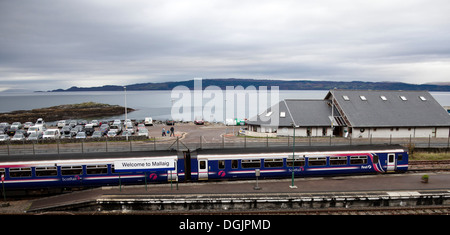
[25,172,450,212]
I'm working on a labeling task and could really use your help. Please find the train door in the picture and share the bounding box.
[387,153,396,172]
[198,159,208,180]
[184,151,191,182]
[167,160,178,182]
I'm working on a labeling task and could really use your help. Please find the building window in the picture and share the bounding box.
[360,95,367,101]
[419,96,427,101]
[342,95,350,101]
[380,96,387,101]
[400,96,407,101]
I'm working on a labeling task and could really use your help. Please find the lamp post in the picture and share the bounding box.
[290,123,299,189]
[124,86,128,141]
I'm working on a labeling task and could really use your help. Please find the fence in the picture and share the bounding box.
[0,134,449,156]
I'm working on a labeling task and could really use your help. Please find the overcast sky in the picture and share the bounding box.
[1,0,450,91]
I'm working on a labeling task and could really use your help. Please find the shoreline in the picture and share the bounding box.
[0,102,134,123]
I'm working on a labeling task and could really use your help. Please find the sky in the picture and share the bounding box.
[1,0,450,91]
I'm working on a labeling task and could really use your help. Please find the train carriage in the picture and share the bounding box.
[189,145,408,181]
[0,145,407,194]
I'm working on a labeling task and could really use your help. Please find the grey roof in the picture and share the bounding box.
[326,90,450,127]
[247,99,338,127]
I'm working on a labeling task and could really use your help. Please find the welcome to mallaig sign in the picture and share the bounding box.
[114,157,176,172]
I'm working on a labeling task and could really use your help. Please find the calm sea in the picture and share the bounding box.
[0,90,449,122]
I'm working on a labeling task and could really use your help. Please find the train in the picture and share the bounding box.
[0,145,408,194]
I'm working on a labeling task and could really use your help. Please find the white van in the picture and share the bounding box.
[43,129,60,139]
[144,117,153,126]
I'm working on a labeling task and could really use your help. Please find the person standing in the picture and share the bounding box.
[170,126,175,137]
[162,127,166,136]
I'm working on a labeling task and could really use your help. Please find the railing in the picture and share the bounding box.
[0,134,449,156]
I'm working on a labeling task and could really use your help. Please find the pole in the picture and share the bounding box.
[1,174,5,201]
[290,125,297,189]
[124,86,128,141]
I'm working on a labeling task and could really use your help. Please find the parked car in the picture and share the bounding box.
[84,124,95,136]
[125,124,135,134]
[165,119,175,125]
[27,131,43,141]
[100,124,110,136]
[144,117,153,126]
[91,131,103,138]
[11,133,25,141]
[194,117,204,125]
[35,118,45,127]
[43,129,60,139]
[122,131,133,137]
[90,120,99,127]
[24,122,33,129]
[57,120,67,128]
[107,130,117,137]
[61,126,72,138]
[27,126,46,136]
[70,125,84,137]
[138,128,149,137]
[137,123,146,130]
[0,134,10,142]
[75,132,87,139]
[11,122,23,129]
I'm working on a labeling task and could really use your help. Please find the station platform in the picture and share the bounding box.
[27,172,450,213]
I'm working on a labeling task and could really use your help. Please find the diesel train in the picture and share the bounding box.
[0,145,408,194]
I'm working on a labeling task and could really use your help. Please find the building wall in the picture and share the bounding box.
[352,127,450,138]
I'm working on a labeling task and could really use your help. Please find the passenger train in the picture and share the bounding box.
[0,145,408,194]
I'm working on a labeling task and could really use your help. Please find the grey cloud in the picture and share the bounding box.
[1,0,450,91]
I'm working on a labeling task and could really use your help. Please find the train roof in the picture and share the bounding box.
[0,149,178,163]
[193,144,406,155]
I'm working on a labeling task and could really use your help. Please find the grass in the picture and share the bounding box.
[410,151,450,161]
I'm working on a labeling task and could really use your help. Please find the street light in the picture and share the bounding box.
[290,123,299,189]
[124,86,128,141]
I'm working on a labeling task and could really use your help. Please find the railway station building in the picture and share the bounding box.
[246,89,450,138]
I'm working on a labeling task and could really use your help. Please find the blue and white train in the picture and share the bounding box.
[0,145,408,194]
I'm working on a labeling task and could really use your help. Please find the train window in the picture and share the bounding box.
[373,155,379,164]
[231,160,239,169]
[350,156,368,165]
[242,159,261,168]
[218,160,225,169]
[199,160,206,170]
[35,166,58,177]
[264,159,283,168]
[61,166,83,176]
[286,156,305,167]
[9,168,32,178]
[86,165,108,175]
[330,156,347,165]
[308,157,327,166]
[398,154,403,161]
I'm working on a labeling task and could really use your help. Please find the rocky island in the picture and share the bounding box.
[0,102,134,123]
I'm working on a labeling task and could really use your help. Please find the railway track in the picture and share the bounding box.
[408,160,450,171]
[92,205,450,215]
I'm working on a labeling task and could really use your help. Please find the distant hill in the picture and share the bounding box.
[50,79,450,92]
